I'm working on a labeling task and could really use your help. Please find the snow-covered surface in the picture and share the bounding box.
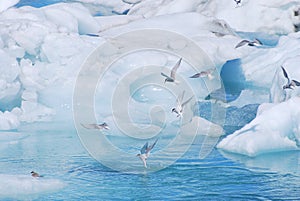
[0,0,299,157]
[0,0,19,13]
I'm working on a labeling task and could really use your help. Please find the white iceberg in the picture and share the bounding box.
[217,97,300,157]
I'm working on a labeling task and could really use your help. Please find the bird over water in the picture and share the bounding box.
[81,122,110,130]
[136,139,158,168]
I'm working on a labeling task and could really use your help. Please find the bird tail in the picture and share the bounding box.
[207,74,214,80]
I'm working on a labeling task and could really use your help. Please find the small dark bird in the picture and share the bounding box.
[281,66,300,89]
[31,171,42,178]
[81,122,110,130]
[136,139,158,168]
[235,38,263,48]
[86,33,100,37]
[294,8,300,16]
[161,58,182,84]
[234,0,241,6]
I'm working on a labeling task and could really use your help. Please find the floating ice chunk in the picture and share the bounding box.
[10,21,49,56]
[0,0,19,13]
[95,15,143,32]
[0,174,65,200]
[19,59,46,90]
[128,0,205,17]
[22,90,38,102]
[202,0,299,34]
[48,3,100,34]
[75,0,131,16]
[41,33,88,64]
[217,97,300,157]
[20,100,56,123]
[0,80,21,101]
[0,49,19,83]
[0,109,20,130]
[43,7,78,33]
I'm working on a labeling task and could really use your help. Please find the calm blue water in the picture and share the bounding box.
[1,122,300,200]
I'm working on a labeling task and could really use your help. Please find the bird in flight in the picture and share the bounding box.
[136,139,158,168]
[234,0,241,6]
[190,68,215,80]
[281,66,300,89]
[172,91,193,117]
[81,122,110,130]
[161,58,182,84]
[235,38,263,48]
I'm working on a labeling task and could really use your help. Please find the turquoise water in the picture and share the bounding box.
[1,122,300,200]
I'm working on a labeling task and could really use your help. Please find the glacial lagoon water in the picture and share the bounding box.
[1,121,300,200]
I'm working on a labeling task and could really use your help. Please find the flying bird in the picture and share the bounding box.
[190,68,215,80]
[235,38,263,48]
[81,122,110,130]
[234,0,241,6]
[161,58,182,84]
[172,91,193,117]
[281,66,300,89]
[31,171,43,178]
[136,139,158,168]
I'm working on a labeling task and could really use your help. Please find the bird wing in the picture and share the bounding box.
[177,90,185,105]
[281,66,290,82]
[235,40,249,48]
[100,122,109,129]
[190,73,201,78]
[81,123,97,129]
[170,58,182,79]
[161,72,171,79]
[140,142,148,154]
[253,38,263,45]
[182,96,193,107]
[146,139,158,153]
[292,80,300,86]
[207,68,216,73]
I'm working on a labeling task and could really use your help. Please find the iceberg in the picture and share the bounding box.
[217,97,300,157]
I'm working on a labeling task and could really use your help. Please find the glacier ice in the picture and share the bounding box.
[0,0,299,159]
[0,0,19,13]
